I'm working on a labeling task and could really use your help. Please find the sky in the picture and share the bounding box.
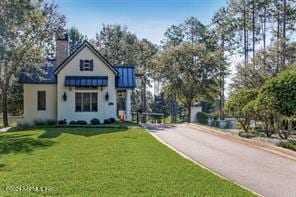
[58,0,227,44]
[58,0,235,95]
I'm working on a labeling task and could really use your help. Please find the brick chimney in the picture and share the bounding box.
[56,33,69,66]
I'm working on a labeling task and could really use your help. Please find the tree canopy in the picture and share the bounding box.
[0,0,65,126]
[68,26,87,54]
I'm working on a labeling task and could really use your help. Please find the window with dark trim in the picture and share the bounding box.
[37,91,46,111]
[80,59,93,71]
[75,92,97,112]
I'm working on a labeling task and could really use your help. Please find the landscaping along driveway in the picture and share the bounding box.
[145,124,296,197]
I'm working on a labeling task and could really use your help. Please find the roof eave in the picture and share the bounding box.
[54,41,118,75]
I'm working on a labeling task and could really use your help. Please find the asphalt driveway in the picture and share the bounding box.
[145,124,296,197]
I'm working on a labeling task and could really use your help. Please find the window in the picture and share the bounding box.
[75,92,97,112]
[37,91,46,110]
[80,59,93,71]
[91,93,98,112]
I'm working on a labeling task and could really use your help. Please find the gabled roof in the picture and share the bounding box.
[54,41,118,75]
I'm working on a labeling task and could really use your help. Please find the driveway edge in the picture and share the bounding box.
[140,123,262,197]
[189,123,296,162]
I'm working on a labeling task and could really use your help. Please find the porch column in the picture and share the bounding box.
[125,89,132,121]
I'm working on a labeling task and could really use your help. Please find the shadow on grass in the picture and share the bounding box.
[0,133,55,155]
[38,127,129,139]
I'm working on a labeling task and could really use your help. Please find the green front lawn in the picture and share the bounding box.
[0,127,255,196]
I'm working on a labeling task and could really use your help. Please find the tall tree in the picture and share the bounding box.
[212,6,236,120]
[156,43,221,122]
[95,24,138,65]
[95,24,158,121]
[161,17,218,123]
[68,26,87,54]
[0,0,65,127]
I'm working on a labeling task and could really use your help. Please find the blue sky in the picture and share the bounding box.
[58,0,227,44]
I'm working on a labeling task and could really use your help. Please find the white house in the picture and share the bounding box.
[19,35,136,124]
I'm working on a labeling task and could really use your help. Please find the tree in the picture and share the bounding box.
[262,68,296,117]
[95,24,138,65]
[68,26,87,54]
[253,91,278,137]
[157,43,221,122]
[0,0,66,127]
[160,17,219,123]
[95,24,158,122]
[230,42,296,92]
[225,89,259,132]
[211,6,237,120]
[255,68,296,138]
[7,82,23,116]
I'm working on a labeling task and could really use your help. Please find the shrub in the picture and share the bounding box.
[262,69,296,117]
[225,89,259,132]
[109,117,116,123]
[196,112,209,125]
[46,119,57,125]
[58,120,67,125]
[103,119,111,124]
[69,121,77,125]
[76,120,87,125]
[280,140,296,151]
[34,120,47,126]
[90,118,100,125]
[16,122,31,129]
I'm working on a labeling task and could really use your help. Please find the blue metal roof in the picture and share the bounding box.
[65,76,108,87]
[18,59,57,84]
[19,61,136,89]
[114,66,136,89]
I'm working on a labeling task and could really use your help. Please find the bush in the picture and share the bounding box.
[76,120,87,125]
[90,118,100,125]
[69,121,77,125]
[103,119,111,124]
[46,119,57,125]
[16,122,31,129]
[225,89,259,132]
[58,120,67,125]
[196,112,209,124]
[109,117,116,123]
[34,120,47,126]
[280,140,296,151]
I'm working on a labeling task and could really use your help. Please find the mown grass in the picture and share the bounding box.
[0,127,255,196]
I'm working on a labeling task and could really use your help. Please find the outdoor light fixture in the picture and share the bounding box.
[105,92,109,101]
[63,92,67,101]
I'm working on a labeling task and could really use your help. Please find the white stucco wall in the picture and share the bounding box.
[23,84,57,123]
[57,46,117,123]
[190,106,202,123]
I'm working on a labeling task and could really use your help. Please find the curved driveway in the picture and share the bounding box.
[146,124,296,197]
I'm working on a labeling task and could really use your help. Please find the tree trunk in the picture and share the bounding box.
[252,0,255,59]
[2,87,9,127]
[263,5,267,64]
[243,0,248,66]
[282,0,286,66]
[187,105,191,123]
[276,4,281,75]
[173,95,177,123]
[143,82,147,123]
[220,36,225,120]
[263,6,266,51]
